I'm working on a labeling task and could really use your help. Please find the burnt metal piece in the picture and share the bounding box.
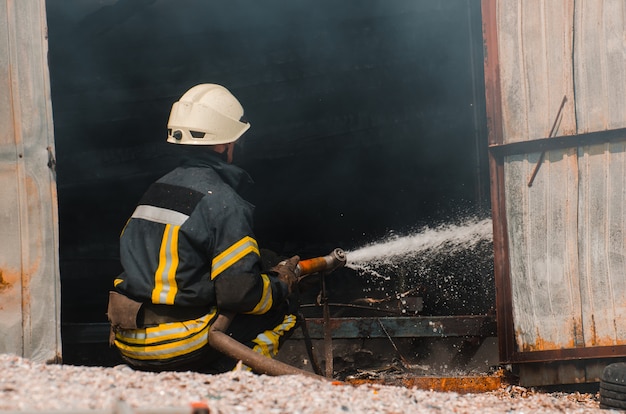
[322,273,333,378]
[350,291,424,315]
[378,319,412,368]
[346,371,507,394]
[289,315,497,340]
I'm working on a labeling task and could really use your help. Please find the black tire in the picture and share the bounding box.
[600,386,626,401]
[601,382,626,394]
[600,363,626,410]
[599,395,626,410]
[602,363,626,386]
[600,403,624,411]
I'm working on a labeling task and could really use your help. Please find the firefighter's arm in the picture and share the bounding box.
[212,245,292,314]
[208,196,295,314]
[211,233,298,314]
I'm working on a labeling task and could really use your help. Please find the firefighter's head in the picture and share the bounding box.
[167,84,250,162]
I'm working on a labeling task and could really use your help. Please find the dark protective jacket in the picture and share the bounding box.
[114,150,289,315]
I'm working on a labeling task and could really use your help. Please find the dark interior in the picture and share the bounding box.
[45,0,493,362]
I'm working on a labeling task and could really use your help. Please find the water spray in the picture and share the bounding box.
[345,217,493,277]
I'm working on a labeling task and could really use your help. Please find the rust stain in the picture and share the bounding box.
[0,268,21,311]
[46,353,62,364]
[346,372,505,394]
[24,174,44,285]
[589,334,625,347]
[517,328,575,352]
[0,269,17,292]
[517,316,623,351]
[589,314,597,345]
[572,316,584,347]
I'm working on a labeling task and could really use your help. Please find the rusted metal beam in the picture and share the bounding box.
[289,316,497,340]
[505,345,626,364]
[481,0,515,364]
[63,315,498,344]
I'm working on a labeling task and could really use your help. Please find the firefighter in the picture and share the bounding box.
[106,84,300,373]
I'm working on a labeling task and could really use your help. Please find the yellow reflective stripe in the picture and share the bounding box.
[120,218,130,237]
[116,323,209,360]
[252,337,270,357]
[243,273,273,315]
[151,224,180,304]
[116,313,213,345]
[114,313,215,360]
[113,278,124,287]
[165,227,180,304]
[151,224,170,303]
[211,236,259,280]
[251,314,297,358]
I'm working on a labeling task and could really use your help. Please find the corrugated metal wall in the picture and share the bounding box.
[484,0,626,384]
[0,0,61,362]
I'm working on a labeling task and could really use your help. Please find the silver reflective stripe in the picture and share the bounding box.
[120,316,209,340]
[132,205,188,226]
[122,329,209,359]
[250,314,297,358]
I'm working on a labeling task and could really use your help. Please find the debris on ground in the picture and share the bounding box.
[0,354,608,413]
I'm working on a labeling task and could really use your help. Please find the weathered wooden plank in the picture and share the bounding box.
[574,0,626,132]
[543,147,582,348]
[607,141,626,342]
[506,147,580,351]
[578,144,617,347]
[0,0,61,362]
[0,0,26,360]
[498,0,576,144]
[561,148,584,347]
[505,155,536,348]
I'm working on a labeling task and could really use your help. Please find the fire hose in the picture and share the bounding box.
[207,248,347,379]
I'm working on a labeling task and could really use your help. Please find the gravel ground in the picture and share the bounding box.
[0,354,614,413]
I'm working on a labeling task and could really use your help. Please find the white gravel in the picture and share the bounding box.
[0,354,612,413]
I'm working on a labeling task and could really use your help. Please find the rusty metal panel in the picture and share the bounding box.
[486,0,626,368]
[0,0,61,362]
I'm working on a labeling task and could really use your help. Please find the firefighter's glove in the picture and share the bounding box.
[270,255,300,294]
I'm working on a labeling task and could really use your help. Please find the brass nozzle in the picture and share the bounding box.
[296,248,347,278]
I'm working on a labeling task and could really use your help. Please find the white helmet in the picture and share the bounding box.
[167,84,250,145]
